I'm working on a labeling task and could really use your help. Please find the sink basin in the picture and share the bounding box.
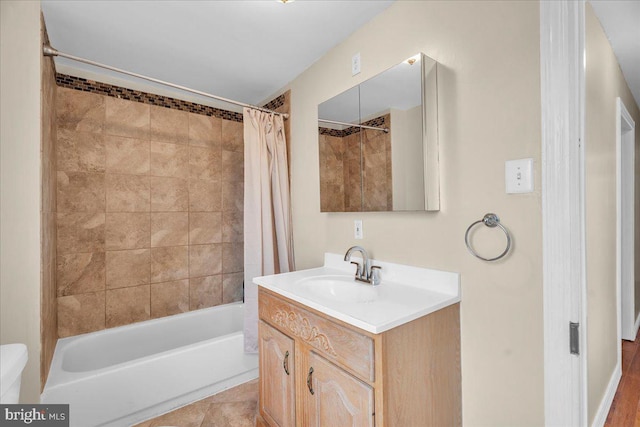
[297,275,379,303]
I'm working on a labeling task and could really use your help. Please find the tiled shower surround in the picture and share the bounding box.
[319,114,392,212]
[55,86,245,338]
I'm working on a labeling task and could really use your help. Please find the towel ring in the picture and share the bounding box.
[465,213,512,261]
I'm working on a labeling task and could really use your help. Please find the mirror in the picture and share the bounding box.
[318,53,439,212]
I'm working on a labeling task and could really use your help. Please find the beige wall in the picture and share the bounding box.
[288,1,543,425]
[585,4,640,423]
[55,87,245,337]
[0,0,43,403]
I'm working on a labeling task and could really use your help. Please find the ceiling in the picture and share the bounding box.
[41,1,639,113]
[41,0,394,111]
[590,0,640,108]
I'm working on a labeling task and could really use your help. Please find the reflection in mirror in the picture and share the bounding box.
[317,53,439,212]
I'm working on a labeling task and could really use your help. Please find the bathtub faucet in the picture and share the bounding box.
[344,246,382,286]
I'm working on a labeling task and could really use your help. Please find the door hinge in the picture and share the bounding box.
[570,322,580,355]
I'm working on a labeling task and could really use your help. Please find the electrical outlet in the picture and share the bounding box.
[354,220,363,239]
[352,53,361,76]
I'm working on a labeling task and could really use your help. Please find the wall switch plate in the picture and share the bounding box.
[505,158,534,193]
[354,220,363,239]
[352,53,361,76]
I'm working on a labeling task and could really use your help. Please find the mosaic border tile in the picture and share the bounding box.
[262,93,286,111]
[318,115,388,138]
[56,74,287,123]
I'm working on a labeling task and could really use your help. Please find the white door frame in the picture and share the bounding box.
[617,97,636,343]
[540,1,588,425]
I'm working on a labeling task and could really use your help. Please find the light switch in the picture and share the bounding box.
[505,158,534,194]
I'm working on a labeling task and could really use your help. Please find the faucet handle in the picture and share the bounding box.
[350,261,362,277]
[370,265,382,286]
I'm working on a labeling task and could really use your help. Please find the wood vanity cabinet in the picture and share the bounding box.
[258,287,461,427]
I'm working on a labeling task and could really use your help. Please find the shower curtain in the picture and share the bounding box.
[243,107,295,353]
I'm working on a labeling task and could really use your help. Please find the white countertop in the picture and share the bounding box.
[254,253,460,334]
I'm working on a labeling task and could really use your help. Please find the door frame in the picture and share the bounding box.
[540,1,588,425]
[617,97,636,343]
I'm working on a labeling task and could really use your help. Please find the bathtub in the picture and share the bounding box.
[41,302,258,427]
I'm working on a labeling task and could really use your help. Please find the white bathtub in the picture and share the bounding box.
[41,302,258,427]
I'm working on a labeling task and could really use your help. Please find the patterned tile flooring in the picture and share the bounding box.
[133,379,262,427]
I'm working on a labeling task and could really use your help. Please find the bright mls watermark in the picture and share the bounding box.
[1,405,69,426]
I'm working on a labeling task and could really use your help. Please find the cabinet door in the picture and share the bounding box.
[306,352,374,427]
[259,321,295,427]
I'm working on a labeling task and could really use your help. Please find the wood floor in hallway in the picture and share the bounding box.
[605,328,640,426]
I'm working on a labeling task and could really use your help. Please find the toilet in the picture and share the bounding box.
[0,344,28,403]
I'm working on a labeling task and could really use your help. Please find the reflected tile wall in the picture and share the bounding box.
[318,113,392,212]
[56,85,244,338]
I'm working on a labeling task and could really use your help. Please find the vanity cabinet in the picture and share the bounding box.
[258,287,461,427]
[259,321,296,427]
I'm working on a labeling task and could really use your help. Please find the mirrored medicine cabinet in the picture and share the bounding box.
[317,52,440,212]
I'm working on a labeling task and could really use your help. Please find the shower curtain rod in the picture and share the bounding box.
[318,118,389,133]
[43,44,289,119]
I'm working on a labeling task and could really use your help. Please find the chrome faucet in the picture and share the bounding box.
[344,246,382,286]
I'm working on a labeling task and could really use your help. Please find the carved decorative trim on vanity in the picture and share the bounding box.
[272,309,338,356]
[259,289,375,382]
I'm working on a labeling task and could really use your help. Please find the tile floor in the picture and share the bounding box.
[605,328,640,426]
[133,379,262,427]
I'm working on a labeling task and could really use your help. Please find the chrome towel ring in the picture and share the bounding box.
[465,213,512,261]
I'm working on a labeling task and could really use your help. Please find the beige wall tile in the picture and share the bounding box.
[58,292,106,338]
[57,252,106,297]
[105,135,150,175]
[106,174,150,212]
[221,150,243,182]
[222,181,243,212]
[57,171,105,212]
[150,279,189,318]
[106,249,150,289]
[222,273,244,304]
[189,243,222,277]
[222,211,243,243]
[56,129,105,172]
[189,212,222,245]
[106,285,150,328]
[150,246,189,283]
[105,97,150,139]
[151,212,188,247]
[150,141,189,178]
[57,87,105,133]
[188,113,221,148]
[189,275,223,310]
[221,119,243,152]
[189,146,221,182]
[222,242,243,274]
[105,212,150,250]
[150,176,188,212]
[150,106,188,145]
[57,212,105,254]
[189,179,222,212]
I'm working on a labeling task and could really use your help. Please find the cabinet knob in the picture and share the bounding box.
[283,350,290,375]
[307,367,315,395]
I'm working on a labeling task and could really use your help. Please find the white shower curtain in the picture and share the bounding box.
[243,107,295,353]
